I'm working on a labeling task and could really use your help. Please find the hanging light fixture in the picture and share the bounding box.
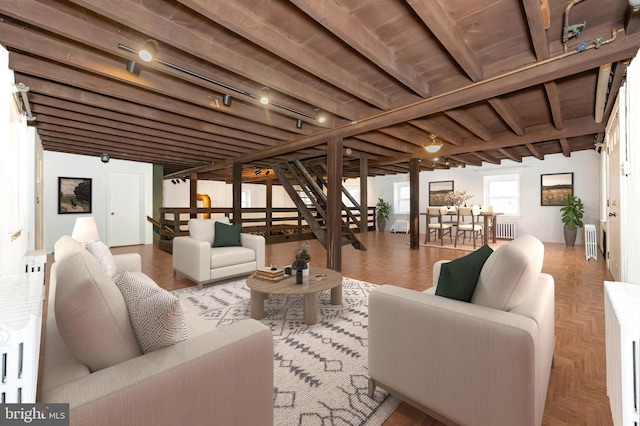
[424,134,444,154]
[259,87,270,105]
[138,40,158,62]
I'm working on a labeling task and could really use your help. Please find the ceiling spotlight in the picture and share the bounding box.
[125,60,139,74]
[255,168,262,176]
[316,110,327,124]
[444,157,450,166]
[171,179,177,184]
[296,119,303,129]
[181,177,187,182]
[100,153,110,163]
[265,170,270,176]
[222,94,232,106]
[345,147,353,155]
[424,134,444,154]
[138,39,158,62]
[259,87,270,105]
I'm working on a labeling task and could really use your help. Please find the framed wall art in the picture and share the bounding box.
[429,180,454,206]
[58,177,92,214]
[540,172,573,206]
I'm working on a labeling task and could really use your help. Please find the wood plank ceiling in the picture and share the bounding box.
[2,0,639,182]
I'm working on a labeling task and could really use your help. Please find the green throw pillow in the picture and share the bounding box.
[436,244,494,302]
[213,221,242,247]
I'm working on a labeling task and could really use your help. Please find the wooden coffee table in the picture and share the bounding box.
[246,266,343,325]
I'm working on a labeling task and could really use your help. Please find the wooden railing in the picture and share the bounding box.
[155,206,376,252]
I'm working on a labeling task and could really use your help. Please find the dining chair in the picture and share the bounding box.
[455,206,483,249]
[426,206,453,246]
[479,205,494,240]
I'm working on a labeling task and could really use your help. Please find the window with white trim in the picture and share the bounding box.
[393,181,410,214]
[483,174,519,216]
[241,190,251,208]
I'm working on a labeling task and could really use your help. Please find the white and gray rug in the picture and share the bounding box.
[173,277,400,426]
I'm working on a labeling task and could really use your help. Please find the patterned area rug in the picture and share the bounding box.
[173,277,400,426]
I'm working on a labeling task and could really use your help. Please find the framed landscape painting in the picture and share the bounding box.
[541,173,573,206]
[429,180,454,206]
[58,177,92,214]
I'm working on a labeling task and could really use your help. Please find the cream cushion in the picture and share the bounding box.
[471,233,544,311]
[115,271,189,353]
[189,217,230,246]
[86,240,117,278]
[54,237,141,372]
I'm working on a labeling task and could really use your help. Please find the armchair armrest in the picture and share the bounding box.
[114,253,142,274]
[172,236,211,282]
[368,285,546,426]
[240,233,266,270]
[43,320,273,426]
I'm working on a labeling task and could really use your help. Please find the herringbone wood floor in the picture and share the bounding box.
[113,231,614,425]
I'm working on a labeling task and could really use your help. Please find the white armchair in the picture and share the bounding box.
[173,218,265,289]
[368,234,554,426]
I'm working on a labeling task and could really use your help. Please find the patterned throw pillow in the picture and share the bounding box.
[114,271,189,353]
[86,240,117,278]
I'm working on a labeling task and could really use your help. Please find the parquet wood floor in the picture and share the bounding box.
[112,231,614,425]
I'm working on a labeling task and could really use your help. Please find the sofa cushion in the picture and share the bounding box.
[436,244,493,302]
[86,240,117,278]
[189,217,230,246]
[115,271,189,353]
[213,221,242,247]
[471,234,544,311]
[54,248,142,372]
[211,246,256,268]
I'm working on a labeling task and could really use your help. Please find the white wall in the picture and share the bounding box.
[371,150,600,244]
[43,151,153,252]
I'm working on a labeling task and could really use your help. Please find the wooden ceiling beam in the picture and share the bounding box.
[604,60,629,119]
[522,0,550,60]
[289,0,430,98]
[444,109,492,141]
[559,138,571,157]
[497,147,523,163]
[449,155,482,167]
[470,151,501,165]
[488,98,525,136]
[544,82,564,130]
[409,118,464,146]
[406,0,483,81]
[173,0,392,110]
[525,143,545,160]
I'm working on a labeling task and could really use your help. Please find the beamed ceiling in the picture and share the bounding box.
[2,0,640,182]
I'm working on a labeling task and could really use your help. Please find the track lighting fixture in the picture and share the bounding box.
[125,60,139,74]
[255,168,262,176]
[223,94,232,106]
[424,134,444,154]
[100,153,110,163]
[259,87,270,105]
[138,40,158,62]
[265,170,270,176]
[296,119,303,129]
[171,179,177,184]
[181,177,187,182]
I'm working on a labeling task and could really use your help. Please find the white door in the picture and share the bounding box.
[108,171,144,247]
[606,102,621,281]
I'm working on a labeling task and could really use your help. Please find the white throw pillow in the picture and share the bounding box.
[86,240,117,278]
[114,271,189,353]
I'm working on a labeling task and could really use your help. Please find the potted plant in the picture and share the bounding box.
[375,198,392,232]
[560,194,584,246]
[292,241,311,271]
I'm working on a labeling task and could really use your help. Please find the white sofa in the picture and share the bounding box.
[172,217,265,289]
[41,235,274,426]
[368,234,555,426]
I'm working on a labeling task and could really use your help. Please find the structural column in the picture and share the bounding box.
[232,162,242,224]
[189,172,198,218]
[326,136,343,271]
[409,158,420,249]
[359,152,368,232]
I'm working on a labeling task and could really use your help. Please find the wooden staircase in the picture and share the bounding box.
[271,160,366,251]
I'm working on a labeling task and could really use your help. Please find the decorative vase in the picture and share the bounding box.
[563,226,577,246]
[377,219,387,232]
[291,260,309,284]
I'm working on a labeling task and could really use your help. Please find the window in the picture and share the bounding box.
[241,190,251,208]
[342,186,359,208]
[393,181,410,214]
[483,174,519,216]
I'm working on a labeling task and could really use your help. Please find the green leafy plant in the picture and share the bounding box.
[295,241,311,262]
[375,198,392,222]
[560,194,584,230]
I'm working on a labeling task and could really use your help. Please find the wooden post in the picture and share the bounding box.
[359,152,368,232]
[266,177,273,237]
[409,158,420,249]
[232,162,242,224]
[189,172,197,218]
[326,136,343,271]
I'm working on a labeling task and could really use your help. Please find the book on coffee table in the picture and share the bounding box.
[255,267,285,279]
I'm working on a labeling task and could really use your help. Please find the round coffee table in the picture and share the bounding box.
[246,266,343,325]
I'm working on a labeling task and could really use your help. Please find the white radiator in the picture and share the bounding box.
[390,220,409,233]
[585,224,597,261]
[604,281,640,426]
[495,222,517,239]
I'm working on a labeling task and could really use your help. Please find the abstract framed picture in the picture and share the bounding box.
[58,177,92,214]
[429,180,454,206]
[540,173,573,206]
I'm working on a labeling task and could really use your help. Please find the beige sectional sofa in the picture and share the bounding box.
[41,235,274,426]
[172,217,265,289]
[368,234,554,426]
